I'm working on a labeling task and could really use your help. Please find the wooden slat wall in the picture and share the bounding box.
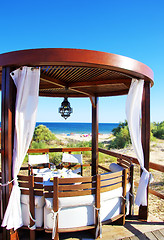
[100,171,123,193]
[18,175,44,197]
[44,176,96,198]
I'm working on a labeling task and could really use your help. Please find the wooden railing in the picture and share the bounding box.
[1,147,164,199]
[98,148,164,200]
[27,147,92,153]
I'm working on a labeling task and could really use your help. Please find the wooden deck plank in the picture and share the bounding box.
[152,229,164,240]
[159,228,164,236]
[129,236,140,240]
[145,231,158,240]
[1,216,163,240]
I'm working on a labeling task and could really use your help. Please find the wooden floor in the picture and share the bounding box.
[1,215,164,240]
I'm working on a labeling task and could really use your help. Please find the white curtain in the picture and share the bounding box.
[2,66,40,230]
[126,79,149,206]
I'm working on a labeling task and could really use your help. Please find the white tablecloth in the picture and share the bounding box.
[35,167,81,186]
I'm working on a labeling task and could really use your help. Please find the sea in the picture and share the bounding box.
[35,122,119,134]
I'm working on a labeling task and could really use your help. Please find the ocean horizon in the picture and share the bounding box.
[36,122,119,134]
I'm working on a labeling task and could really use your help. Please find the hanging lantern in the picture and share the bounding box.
[59,97,73,120]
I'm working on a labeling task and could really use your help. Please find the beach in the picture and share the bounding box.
[56,133,113,143]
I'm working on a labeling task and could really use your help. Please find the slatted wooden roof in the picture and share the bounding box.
[0,48,154,98]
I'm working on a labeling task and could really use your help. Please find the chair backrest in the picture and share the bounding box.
[44,175,96,198]
[44,175,100,239]
[62,153,82,164]
[18,174,44,196]
[18,174,44,236]
[28,154,49,166]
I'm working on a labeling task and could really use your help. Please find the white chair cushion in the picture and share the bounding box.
[28,154,49,165]
[62,153,82,164]
[21,194,45,208]
[45,194,95,209]
[109,163,124,172]
[21,195,45,228]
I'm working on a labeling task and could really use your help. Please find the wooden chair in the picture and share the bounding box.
[117,158,134,216]
[100,169,128,226]
[28,153,51,175]
[44,175,100,240]
[61,152,83,175]
[18,174,44,240]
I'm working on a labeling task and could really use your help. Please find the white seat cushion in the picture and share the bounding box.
[21,195,45,227]
[109,163,124,172]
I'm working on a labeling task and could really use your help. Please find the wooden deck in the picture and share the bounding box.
[1,214,162,240]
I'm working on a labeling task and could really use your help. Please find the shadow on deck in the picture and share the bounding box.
[2,214,162,240]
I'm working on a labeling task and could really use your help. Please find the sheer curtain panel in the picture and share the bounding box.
[2,66,40,230]
[126,79,150,206]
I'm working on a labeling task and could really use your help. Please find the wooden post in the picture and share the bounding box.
[122,169,127,225]
[139,81,150,220]
[29,175,35,240]
[129,164,134,217]
[53,177,59,240]
[1,67,18,239]
[92,97,99,176]
[95,174,100,238]
[117,169,127,225]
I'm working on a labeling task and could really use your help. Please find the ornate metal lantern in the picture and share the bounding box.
[59,97,73,120]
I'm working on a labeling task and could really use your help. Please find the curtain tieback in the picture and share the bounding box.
[27,204,36,230]
[94,206,102,238]
[0,178,17,187]
[51,208,61,239]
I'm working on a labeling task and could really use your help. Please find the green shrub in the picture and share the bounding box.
[33,125,56,144]
[151,121,164,139]
[112,120,128,136]
[49,152,62,165]
[108,121,131,149]
[31,141,47,149]
[66,141,92,148]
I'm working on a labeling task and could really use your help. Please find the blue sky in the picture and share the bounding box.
[0,0,164,123]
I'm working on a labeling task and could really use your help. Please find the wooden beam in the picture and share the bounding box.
[69,87,95,97]
[1,67,17,239]
[40,74,67,88]
[40,73,95,98]
[96,89,129,97]
[39,92,85,98]
[68,78,131,88]
[92,97,99,176]
[139,81,150,220]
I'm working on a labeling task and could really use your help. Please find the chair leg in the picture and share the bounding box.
[30,230,35,240]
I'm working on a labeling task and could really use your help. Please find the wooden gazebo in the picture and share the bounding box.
[0,48,154,240]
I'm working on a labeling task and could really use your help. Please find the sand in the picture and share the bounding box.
[56,133,113,143]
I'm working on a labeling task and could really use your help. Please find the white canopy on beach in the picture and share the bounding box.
[2,66,40,230]
[126,79,150,206]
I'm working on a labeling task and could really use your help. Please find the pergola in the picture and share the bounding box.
[0,48,154,240]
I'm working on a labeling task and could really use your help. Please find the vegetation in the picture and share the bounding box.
[26,120,164,165]
[108,121,131,149]
[107,120,164,149]
[33,125,56,144]
[26,125,62,165]
[151,121,164,139]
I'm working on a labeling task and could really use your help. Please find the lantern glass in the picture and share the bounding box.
[59,97,73,120]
